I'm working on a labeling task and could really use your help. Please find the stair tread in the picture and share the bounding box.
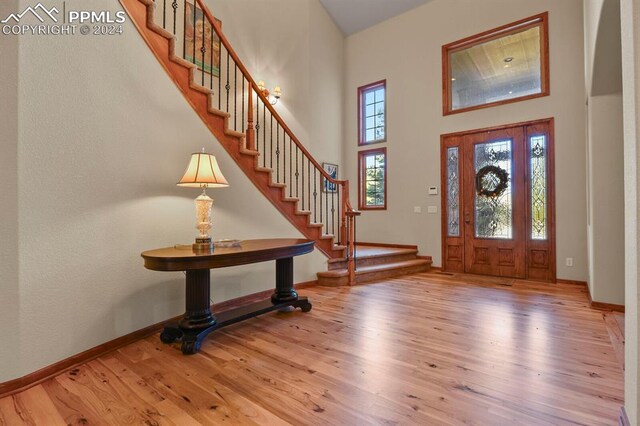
[327,246,419,263]
[318,259,431,278]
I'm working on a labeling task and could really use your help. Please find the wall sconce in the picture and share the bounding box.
[257,80,282,105]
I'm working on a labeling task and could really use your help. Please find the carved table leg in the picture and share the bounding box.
[271,257,312,312]
[161,269,218,353]
[180,269,217,329]
[271,257,298,303]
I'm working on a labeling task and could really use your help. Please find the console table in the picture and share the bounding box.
[141,238,314,354]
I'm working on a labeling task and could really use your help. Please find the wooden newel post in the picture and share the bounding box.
[246,84,256,150]
[346,211,360,286]
[340,183,348,245]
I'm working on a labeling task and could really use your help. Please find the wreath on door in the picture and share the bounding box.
[475,165,509,198]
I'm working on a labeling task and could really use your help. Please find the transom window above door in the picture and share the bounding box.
[358,80,386,145]
[442,12,549,115]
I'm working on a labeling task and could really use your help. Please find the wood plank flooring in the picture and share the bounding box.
[603,311,625,371]
[0,272,624,425]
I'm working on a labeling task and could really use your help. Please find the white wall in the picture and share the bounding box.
[587,94,625,304]
[584,0,605,89]
[584,0,625,305]
[621,0,640,422]
[0,0,21,385]
[344,0,588,281]
[0,0,343,382]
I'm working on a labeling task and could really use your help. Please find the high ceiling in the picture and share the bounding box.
[319,0,430,36]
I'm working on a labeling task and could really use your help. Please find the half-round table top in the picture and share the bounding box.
[141,238,315,271]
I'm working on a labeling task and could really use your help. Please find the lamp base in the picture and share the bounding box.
[193,237,213,251]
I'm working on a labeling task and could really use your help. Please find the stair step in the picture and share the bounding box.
[317,258,431,287]
[327,246,419,270]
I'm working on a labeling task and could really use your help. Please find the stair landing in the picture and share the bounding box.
[317,244,432,286]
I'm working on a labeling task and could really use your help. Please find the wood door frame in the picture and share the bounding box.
[440,118,556,282]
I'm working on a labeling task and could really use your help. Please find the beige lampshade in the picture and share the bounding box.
[177,151,229,188]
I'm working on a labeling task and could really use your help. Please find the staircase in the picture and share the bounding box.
[121,0,429,285]
[318,244,432,286]
[120,0,355,259]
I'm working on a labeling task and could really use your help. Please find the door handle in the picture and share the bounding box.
[464,210,471,224]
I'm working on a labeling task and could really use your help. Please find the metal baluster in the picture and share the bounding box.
[263,104,266,167]
[234,65,237,131]
[301,157,305,209]
[270,114,273,169]
[307,159,311,212]
[289,137,292,197]
[320,170,323,225]
[325,184,329,235]
[209,22,213,90]
[192,1,197,66]
[218,44,221,109]
[200,21,206,87]
[173,0,178,34]
[163,0,166,29]
[295,147,299,198]
[256,93,260,157]
[241,77,245,131]
[337,188,341,244]
[327,187,338,237]
[225,51,230,112]
[276,122,280,182]
[313,168,317,223]
[282,128,286,186]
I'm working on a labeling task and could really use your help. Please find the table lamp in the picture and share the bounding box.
[178,149,229,250]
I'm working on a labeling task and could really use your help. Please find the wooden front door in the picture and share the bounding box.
[441,119,556,281]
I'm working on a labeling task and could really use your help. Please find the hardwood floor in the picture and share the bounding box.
[604,311,625,371]
[0,272,623,425]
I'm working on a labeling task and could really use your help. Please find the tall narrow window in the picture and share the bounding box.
[530,135,547,239]
[358,80,386,145]
[358,148,387,210]
[446,147,460,237]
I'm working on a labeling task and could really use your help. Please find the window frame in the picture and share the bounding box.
[442,12,550,116]
[358,147,387,210]
[358,80,387,146]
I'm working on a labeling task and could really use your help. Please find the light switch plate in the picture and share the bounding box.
[428,186,438,195]
[413,206,422,213]
[427,206,438,214]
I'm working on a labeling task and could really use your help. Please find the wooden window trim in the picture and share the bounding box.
[358,147,387,210]
[442,12,550,116]
[358,80,387,146]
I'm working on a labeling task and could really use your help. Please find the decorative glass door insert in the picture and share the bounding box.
[474,140,513,239]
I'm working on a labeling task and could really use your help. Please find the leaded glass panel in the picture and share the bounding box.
[530,135,547,240]
[447,147,460,236]
[474,140,513,239]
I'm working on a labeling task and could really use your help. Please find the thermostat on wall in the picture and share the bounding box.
[428,186,438,195]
